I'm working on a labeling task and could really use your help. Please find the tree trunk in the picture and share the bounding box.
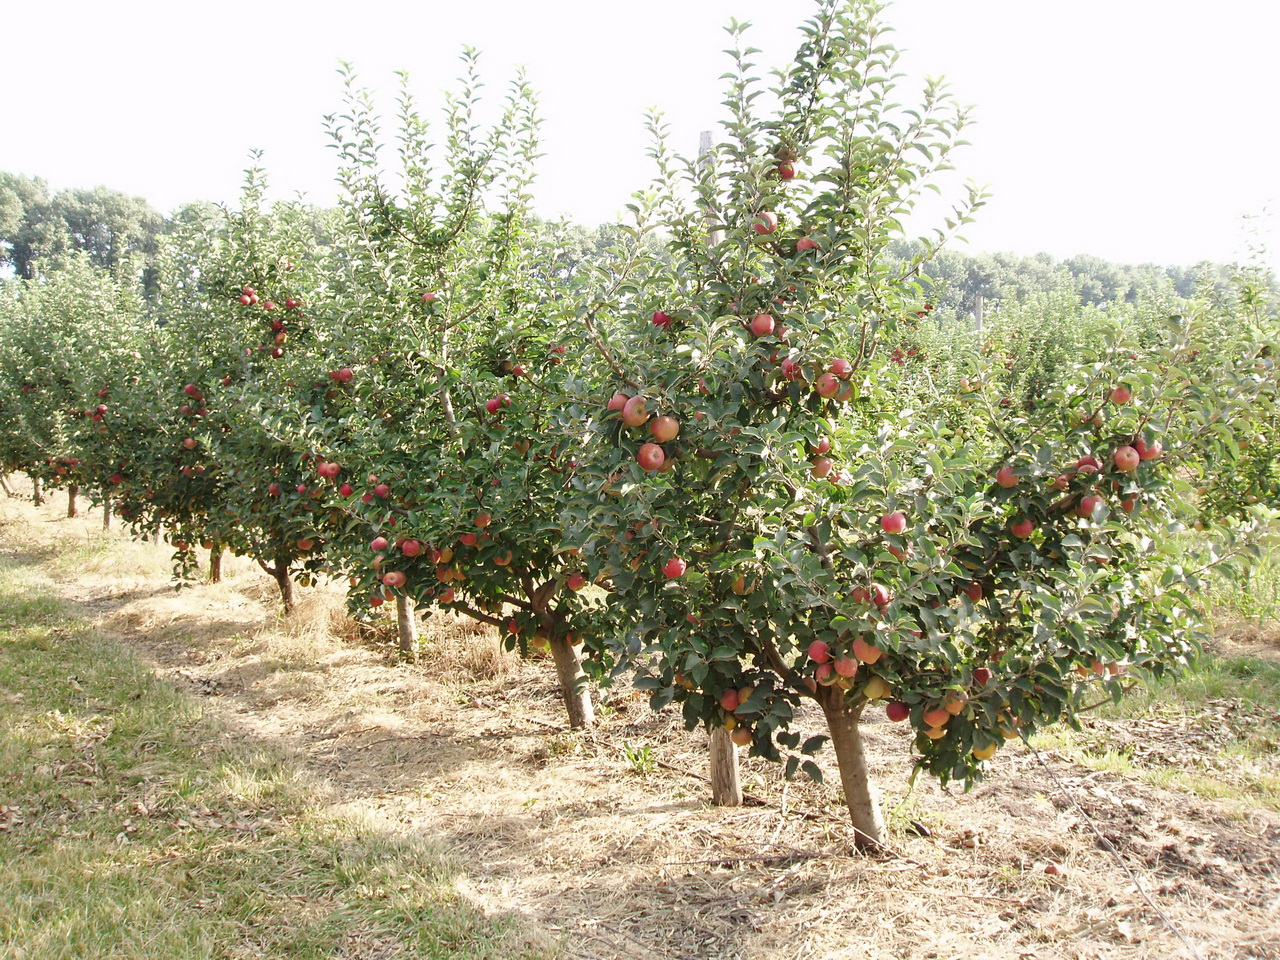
[153,524,163,545]
[548,636,594,729]
[272,558,295,614]
[32,477,42,505]
[0,474,15,496]
[818,689,886,849]
[102,497,112,530]
[208,543,223,583]
[709,727,743,806]
[395,594,418,659]
[67,484,79,518]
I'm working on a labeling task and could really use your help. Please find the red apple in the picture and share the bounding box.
[810,456,833,479]
[795,237,819,253]
[1011,518,1036,539]
[401,540,422,557]
[650,416,679,443]
[1075,455,1102,475]
[1110,385,1132,405]
[720,689,741,712]
[880,512,907,535]
[474,511,492,528]
[1077,494,1102,518]
[752,211,778,235]
[374,483,391,499]
[834,656,858,678]
[808,640,831,664]
[567,572,588,591]
[622,395,650,427]
[662,557,687,579]
[637,443,665,472]
[965,582,983,603]
[370,536,389,552]
[815,373,841,398]
[651,311,672,329]
[339,483,353,497]
[973,667,993,685]
[922,706,951,729]
[382,571,407,589]
[995,466,1018,489]
[886,701,910,722]
[1112,445,1140,473]
[852,636,882,664]
[749,313,776,337]
[777,161,796,180]
[829,358,853,378]
[459,532,478,546]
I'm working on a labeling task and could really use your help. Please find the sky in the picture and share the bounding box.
[6,1,1279,271]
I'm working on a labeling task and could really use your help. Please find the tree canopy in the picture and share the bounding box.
[0,173,164,279]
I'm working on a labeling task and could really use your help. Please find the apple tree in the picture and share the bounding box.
[132,166,338,603]
[0,254,145,515]
[307,60,613,725]
[553,0,1269,846]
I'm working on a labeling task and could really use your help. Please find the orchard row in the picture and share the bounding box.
[1,1,1275,844]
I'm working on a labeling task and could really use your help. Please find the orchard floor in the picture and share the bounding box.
[3,486,1278,960]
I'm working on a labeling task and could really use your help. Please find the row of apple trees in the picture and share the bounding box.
[0,0,1275,846]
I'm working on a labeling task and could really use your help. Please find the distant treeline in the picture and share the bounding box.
[886,240,1240,318]
[0,170,1253,313]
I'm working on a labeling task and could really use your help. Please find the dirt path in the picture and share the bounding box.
[3,489,1278,959]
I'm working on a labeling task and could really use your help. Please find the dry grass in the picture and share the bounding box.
[3,480,1278,960]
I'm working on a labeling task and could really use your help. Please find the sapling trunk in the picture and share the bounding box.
[101,497,112,530]
[272,554,295,614]
[709,727,743,806]
[548,636,595,729]
[32,477,42,505]
[208,542,223,583]
[67,484,78,518]
[698,127,740,804]
[0,474,13,496]
[395,594,418,659]
[819,689,887,849]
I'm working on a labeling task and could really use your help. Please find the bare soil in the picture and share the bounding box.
[3,489,1278,960]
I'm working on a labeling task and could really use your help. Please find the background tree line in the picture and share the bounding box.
[1,168,1258,315]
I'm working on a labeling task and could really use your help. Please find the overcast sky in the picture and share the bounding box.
[7,1,1278,270]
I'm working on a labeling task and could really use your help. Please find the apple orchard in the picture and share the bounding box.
[0,0,1275,848]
